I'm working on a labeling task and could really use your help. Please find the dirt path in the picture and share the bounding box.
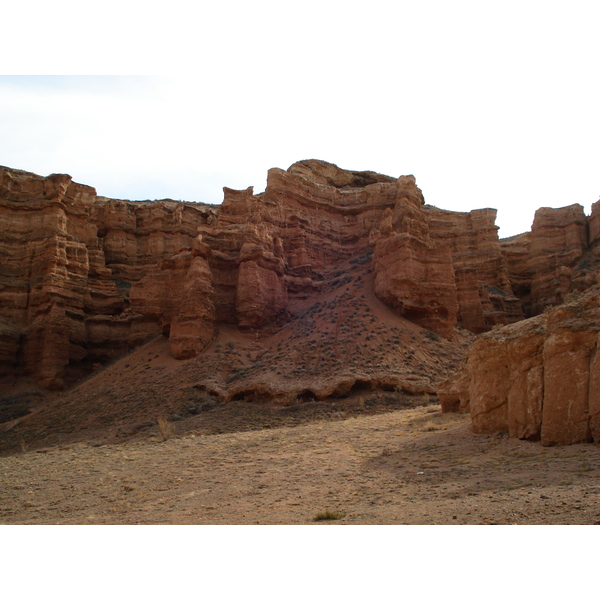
[2,406,599,525]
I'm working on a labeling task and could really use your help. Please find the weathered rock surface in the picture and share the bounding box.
[500,202,600,318]
[428,207,524,332]
[0,166,216,389]
[2,159,600,401]
[444,287,600,445]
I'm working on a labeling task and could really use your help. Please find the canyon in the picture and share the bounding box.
[1,160,600,450]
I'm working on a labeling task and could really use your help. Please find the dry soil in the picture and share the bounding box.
[2,404,599,525]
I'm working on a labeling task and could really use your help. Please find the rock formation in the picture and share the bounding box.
[0,166,216,389]
[442,287,600,446]
[2,159,600,405]
[500,203,600,318]
[372,178,457,337]
[429,207,525,332]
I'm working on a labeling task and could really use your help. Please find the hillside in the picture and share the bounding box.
[2,159,600,452]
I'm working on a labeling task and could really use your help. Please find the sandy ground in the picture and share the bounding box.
[2,404,599,525]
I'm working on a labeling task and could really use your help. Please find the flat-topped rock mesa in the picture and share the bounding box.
[1,159,599,394]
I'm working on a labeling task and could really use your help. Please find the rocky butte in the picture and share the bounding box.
[1,159,600,448]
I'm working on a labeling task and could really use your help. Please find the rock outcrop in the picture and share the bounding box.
[500,203,600,318]
[428,207,524,332]
[0,166,216,389]
[2,160,600,399]
[373,195,458,338]
[443,287,600,445]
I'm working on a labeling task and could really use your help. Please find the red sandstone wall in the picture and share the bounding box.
[3,160,600,392]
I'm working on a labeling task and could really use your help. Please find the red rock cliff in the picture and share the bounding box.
[500,202,600,318]
[2,160,599,393]
[443,287,600,446]
[0,166,215,389]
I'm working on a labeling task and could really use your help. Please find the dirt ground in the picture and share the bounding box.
[2,404,599,525]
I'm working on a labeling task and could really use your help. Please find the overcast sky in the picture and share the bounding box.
[1,1,598,238]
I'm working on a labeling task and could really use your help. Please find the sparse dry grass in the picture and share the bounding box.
[313,510,346,522]
[421,420,442,432]
[157,416,175,441]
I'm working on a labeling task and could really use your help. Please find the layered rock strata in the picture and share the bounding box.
[2,160,600,394]
[442,288,600,445]
[428,207,524,332]
[500,202,600,318]
[0,166,216,388]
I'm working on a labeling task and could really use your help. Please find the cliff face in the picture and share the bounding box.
[2,160,599,396]
[134,160,529,352]
[443,287,600,446]
[500,203,600,318]
[0,166,216,389]
[427,206,524,332]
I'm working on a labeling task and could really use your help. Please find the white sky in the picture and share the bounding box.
[1,0,598,238]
